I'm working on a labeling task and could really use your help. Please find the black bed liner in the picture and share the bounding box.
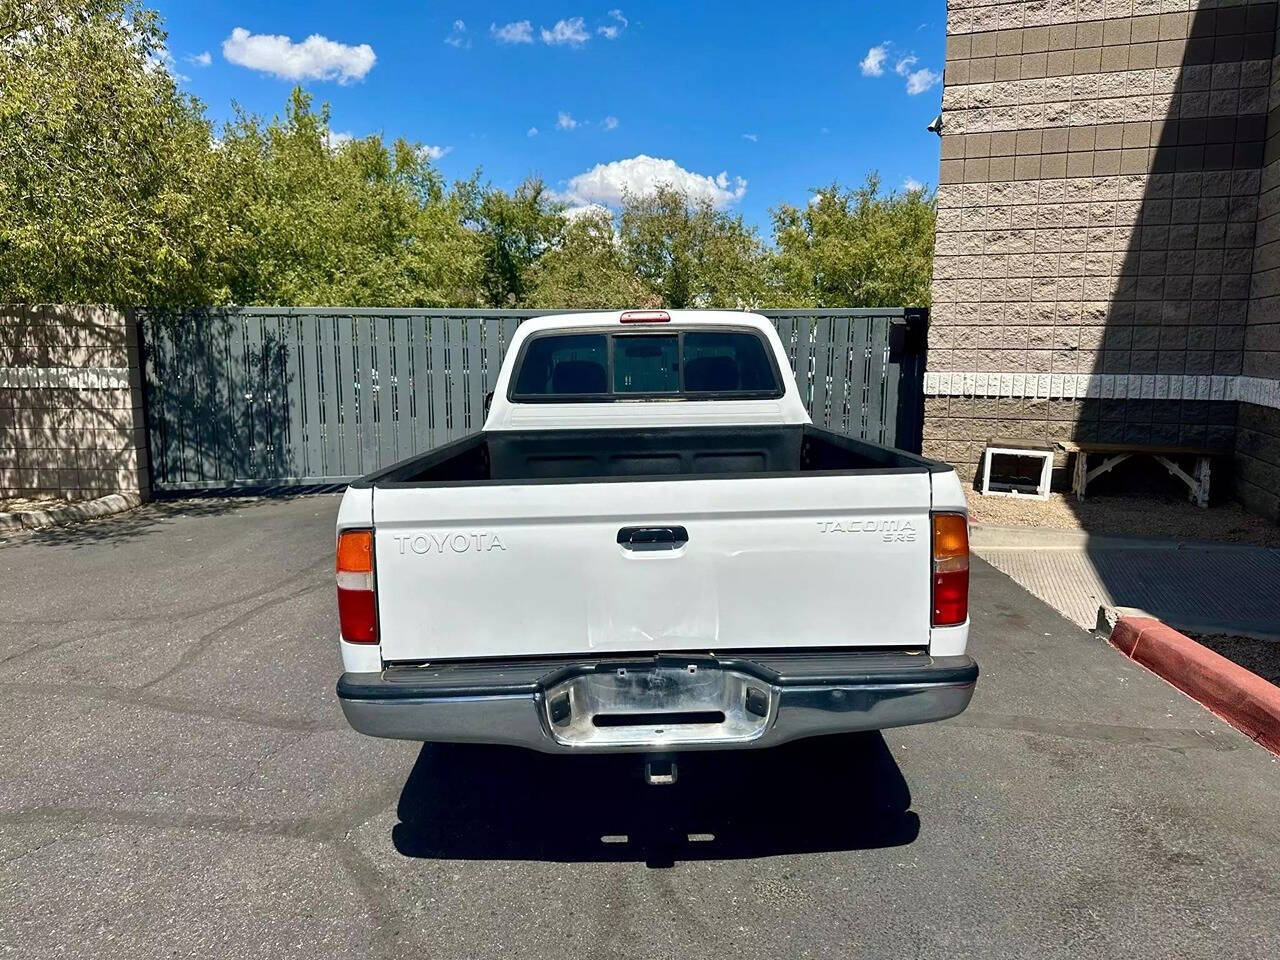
[352,424,948,488]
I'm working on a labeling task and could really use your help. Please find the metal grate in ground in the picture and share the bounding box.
[976,541,1280,636]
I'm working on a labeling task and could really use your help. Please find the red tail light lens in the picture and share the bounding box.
[336,529,377,644]
[931,513,969,627]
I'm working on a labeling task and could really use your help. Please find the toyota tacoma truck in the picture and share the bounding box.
[335,310,975,774]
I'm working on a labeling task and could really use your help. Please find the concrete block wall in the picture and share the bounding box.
[1,306,150,501]
[1238,36,1280,516]
[929,0,1280,502]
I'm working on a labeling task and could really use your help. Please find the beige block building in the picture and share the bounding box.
[928,0,1280,518]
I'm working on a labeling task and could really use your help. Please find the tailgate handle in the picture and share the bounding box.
[617,526,688,549]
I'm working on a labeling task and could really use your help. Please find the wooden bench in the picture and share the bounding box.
[1054,440,1218,508]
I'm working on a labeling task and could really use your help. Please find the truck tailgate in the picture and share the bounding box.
[372,472,933,662]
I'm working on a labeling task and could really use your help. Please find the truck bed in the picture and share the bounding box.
[336,310,974,750]
[355,425,943,487]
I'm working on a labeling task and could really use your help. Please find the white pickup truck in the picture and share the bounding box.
[335,310,975,771]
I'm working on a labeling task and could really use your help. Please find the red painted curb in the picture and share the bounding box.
[1110,617,1280,756]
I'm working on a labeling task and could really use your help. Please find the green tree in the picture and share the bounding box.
[619,187,767,309]
[769,174,936,307]
[0,0,939,312]
[461,177,563,307]
[525,210,651,308]
[210,90,482,306]
[0,0,223,305]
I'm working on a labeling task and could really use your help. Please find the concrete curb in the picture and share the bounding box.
[1098,604,1280,644]
[0,493,142,534]
[1109,616,1280,756]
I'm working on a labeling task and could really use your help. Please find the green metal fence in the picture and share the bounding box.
[138,307,926,490]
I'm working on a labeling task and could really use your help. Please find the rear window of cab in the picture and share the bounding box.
[511,329,783,401]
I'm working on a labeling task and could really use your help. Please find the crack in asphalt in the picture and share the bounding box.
[331,837,421,958]
[0,805,327,841]
[0,621,137,668]
[951,710,1240,752]
[0,784,416,960]
[4,559,330,629]
[137,580,330,692]
[0,680,341,734]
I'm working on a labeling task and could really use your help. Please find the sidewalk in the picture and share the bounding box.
[972,525,1280,639]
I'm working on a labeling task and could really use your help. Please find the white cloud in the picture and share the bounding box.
[527,126,539,137]
[557,111,579,130]
[860,44,888,77]
[491,20,533,44]
[554,154,747,210]
[186,50,212,66]
[445,20,469,48]
[861,41,940,96]
[598,9,628,38]
[562,203,612,222]
[602,115,619,130]
[541,17,589,46]
[418,144,453,160]
[325,130,355,150]
[741,132,758,142]
[222,27,376,83]
[903,177,924,191]
[905,67,941,95]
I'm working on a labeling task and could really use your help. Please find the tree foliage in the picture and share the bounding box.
[461,177,562,307]
[525,210,651,309]
[0,1,937,309]
[209,91,482,307]
[770,175,937,308]
[620,188,767,309]
[0,0,219,305]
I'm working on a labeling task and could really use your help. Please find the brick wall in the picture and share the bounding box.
[929,0,1280,499]
[1,306,149,501]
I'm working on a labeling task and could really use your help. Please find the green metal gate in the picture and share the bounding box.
[138,307,926,490]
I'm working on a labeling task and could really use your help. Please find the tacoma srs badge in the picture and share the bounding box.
[816,519,917,542]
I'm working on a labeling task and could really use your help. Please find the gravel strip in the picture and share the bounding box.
[966,489,1280,548]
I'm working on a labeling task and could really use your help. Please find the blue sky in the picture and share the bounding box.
[154,1,946,233]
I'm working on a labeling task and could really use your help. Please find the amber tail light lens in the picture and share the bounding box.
[931,513,969,627]
[336,529,377,644]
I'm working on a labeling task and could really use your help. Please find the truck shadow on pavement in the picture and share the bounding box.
[391,731,918,867]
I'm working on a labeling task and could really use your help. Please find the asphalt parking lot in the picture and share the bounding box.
[2,495,1277,960]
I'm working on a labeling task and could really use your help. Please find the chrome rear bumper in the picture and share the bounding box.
[337,650,977,753]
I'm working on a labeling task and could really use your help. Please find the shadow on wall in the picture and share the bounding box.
[2,305,148,500]
[391,732,918,867]
[1064,3,1276,505]
[140,308,299,489]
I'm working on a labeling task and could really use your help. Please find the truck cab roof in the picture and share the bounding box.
[484,310,812,431]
